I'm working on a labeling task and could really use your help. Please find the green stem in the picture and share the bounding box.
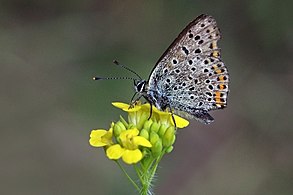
[149,151,165,182]
[139,158,155,195]
[140,153,166,195]
[115,161,140,192]
[134,164,143,184]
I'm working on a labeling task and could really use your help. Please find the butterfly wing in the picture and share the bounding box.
[147,14,229,123]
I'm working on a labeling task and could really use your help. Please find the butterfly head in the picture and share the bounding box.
[134,79,147,93]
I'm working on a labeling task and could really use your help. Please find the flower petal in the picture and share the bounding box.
[122,149,143,164]
[171,115,189,128]
[112,102,141,112]
[89,130,108,147]
[119,128,139,142]
[153,106,170,116]
[106,144,125,160]
[133,136,152,147]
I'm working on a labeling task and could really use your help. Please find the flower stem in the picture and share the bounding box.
[115,161,140,192]
[139,157,161,195]
[149,151,165,182]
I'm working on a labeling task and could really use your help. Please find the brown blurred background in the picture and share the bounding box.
[1,0,292,194]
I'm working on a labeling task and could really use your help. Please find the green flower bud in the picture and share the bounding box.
[150,122,160,133]
[140,129,149,140]
[119,115,129,128]
[151,140,163,157]
[128,123,136,129]
[117,121,127,130]
[165,146,174,153]
[150,131,160,145]
[113,121,126,137]
[158,124,168,137]
[136,112,149,130]
[162,126,175,147]
[143,119,153,130]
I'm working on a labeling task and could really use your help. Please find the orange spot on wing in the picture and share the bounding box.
[215,92,225,107]
[214,91,225,106]
[212,51,219,57]
[219,84,225,90]
[215,91,221,98]
[216,69,222,74]
[218,75,224,81]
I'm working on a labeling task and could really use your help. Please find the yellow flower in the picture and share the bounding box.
[89,124,113,147]
[106,128,152,164]
[112,102,189,128]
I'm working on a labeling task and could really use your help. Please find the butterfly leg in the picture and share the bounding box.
[141,95,154,120]
[129,92,142,108]
[148,103,153,120]
[168,106,177,128]
[171,113,176,128]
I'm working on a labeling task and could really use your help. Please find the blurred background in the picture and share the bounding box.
[1,0,292,194]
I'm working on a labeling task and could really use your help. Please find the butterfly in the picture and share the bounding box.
[95,14,229,124]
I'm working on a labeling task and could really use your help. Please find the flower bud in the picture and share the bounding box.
[113,121,126,137]
[150,131,160,145]
[139,129,149,140]
[150,122,160,133]
[136,112,149,130]
[162,126,176,147]
[158,124,168,137]
[165,146,174,153]
[151,140,163,157]
[119,116,129,128]
[143,119,153,130]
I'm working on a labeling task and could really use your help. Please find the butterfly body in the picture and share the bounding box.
[134,14,229,124]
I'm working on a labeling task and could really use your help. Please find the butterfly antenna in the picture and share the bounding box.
[113,60,142,80]
[93,76,136,81]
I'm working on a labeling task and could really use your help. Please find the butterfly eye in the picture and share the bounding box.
[135,80,146,92]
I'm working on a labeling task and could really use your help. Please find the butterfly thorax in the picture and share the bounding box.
[134,79,169,111]
[146,88,170,111]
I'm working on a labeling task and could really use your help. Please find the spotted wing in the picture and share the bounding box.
[147,14,229,120]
